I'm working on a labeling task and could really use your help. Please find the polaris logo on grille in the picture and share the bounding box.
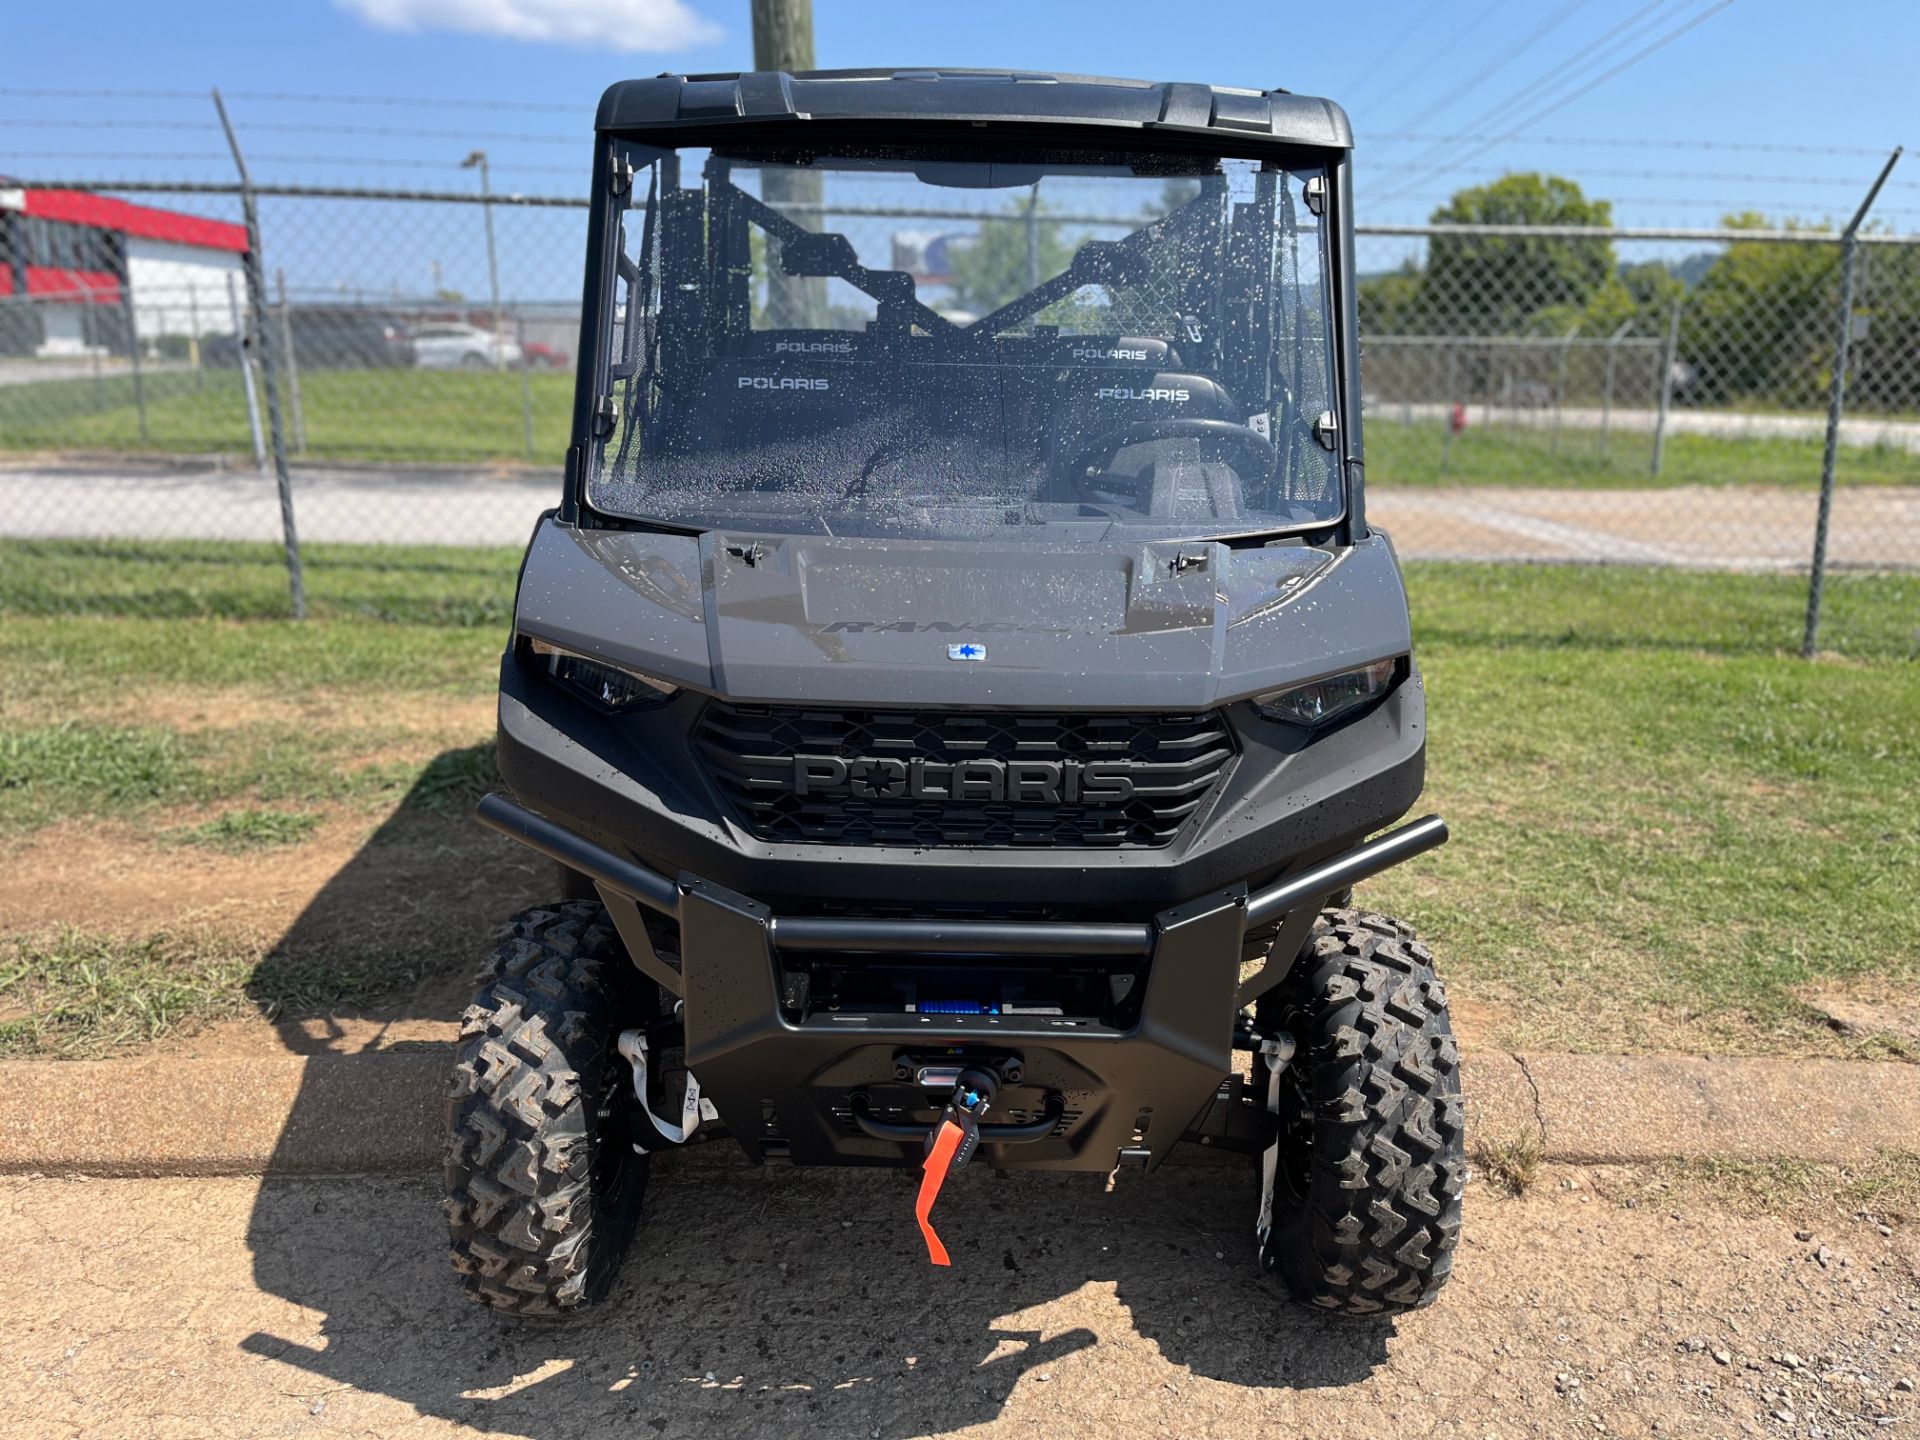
[791,755,1136,804]
[772,340,853,354]
[1095,385,1189,402]
[738,375,831,390]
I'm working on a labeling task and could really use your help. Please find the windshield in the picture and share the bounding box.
[586,141,1341,542]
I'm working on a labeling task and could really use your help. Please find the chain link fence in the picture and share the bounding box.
[1,175,1915,650]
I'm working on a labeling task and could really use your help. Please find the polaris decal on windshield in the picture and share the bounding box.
[1095,385,1190,402]
[738,375,831,390]
[772,340,854,355]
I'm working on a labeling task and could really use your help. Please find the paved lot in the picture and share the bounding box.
[3,1168,1914,1439]
[3,457,1918,569]
[1380,401,1920,455]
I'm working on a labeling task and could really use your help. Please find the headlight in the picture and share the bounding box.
[529,638,678,711]
[1250,658,1401,728]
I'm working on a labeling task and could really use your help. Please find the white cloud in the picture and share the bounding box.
[336,0,722,53]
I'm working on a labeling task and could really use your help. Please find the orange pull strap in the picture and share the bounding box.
[915,1118,965,1266]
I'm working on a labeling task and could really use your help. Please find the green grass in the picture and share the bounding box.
[3,362,1916,490]
[1615,1153,1920,1222]
[0,540,1916,1058]
[0,542,511,831]
[0,926,435,1058]
[0,537,520,626]
[0,366,575,465]
[0,929,258,1057]
[1365,563,1920,1054]
[167,807,323,852]
[1367,418,1920,489]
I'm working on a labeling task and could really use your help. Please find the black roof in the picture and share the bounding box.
[595,69,1352,150]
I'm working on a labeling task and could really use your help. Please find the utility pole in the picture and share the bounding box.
[463,149,504,367]
[751,0,824,328]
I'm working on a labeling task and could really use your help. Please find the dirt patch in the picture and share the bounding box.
[0,802,547,1057]
[1799,981,1920,1055]
[1,1166,1916,1439]
[28,685,494,737]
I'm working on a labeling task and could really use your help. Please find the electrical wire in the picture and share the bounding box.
[1359,132,1890,156]
[1340,0,1453,111]
[1342,0,1517,127]
[1364,162,1901,188]
[1372,0,1741,206]
[1390,0,1595,133]
[1392,0,1687,156]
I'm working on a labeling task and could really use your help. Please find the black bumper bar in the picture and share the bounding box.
[474,791,1447,1172]
[476,792,1447,961]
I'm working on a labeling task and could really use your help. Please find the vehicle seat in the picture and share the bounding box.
[1044,369,1240,492]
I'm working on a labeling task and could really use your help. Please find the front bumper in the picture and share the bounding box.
[493,644,1430,916]
[478,793,1447,1174]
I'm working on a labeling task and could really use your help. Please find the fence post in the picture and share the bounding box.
[516,308,536,460]
[122,285,149,445]
[1440,341,1457,476]
[1550,324,1578,456]
[226,272,267,468]
[1599,320,1632,462]
[1650,299,1681,478]
[213,88,306,620]
[187,286,204,384]
[276,268,307,454]
[1803,146,1902,659]
[1025,182,1041,290]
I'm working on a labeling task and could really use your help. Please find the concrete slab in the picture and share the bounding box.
[1518,1052,1920,1164]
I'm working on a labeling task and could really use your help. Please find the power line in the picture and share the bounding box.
[0,86,205,100]
[1363,162,1898,188]
[0,117,218,131]
[1391,0,1595,132]
[1366,0,1685,175]
[1341,0,1452,110]
[0,85,583,113]
[1410,0,1688,156]
[1359,131,1891,157]
[1373,0,1741,206]
[233,120,578,145]
[1344,0,1517,126]
[223,90,582,113]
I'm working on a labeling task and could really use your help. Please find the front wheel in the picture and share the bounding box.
[1257,909,1466,1315]
[444,902,651,1316]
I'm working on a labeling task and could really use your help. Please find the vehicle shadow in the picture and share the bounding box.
[240,752,1395,1438]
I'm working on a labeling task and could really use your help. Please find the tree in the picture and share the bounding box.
[945,199,1075,316]
[1681,212,1840,405]
[1357,259,1429,335]
[1424,173,1616,335]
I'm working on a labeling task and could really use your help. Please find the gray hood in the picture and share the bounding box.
[512,519,1412,709]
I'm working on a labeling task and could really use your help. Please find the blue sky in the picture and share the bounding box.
[4,0,1914,229]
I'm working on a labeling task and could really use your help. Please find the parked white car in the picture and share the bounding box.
[411,323,522,370]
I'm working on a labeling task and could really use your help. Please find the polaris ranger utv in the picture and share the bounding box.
[449,68,1464,1320]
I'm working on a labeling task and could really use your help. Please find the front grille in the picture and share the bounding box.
[694,703,1234,848]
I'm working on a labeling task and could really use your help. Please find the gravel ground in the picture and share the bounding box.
[3,1165,1914,1439]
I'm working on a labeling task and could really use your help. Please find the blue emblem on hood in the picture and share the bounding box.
[946,642,987,662]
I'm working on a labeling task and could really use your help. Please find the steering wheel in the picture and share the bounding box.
[1065,418,1278,507]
